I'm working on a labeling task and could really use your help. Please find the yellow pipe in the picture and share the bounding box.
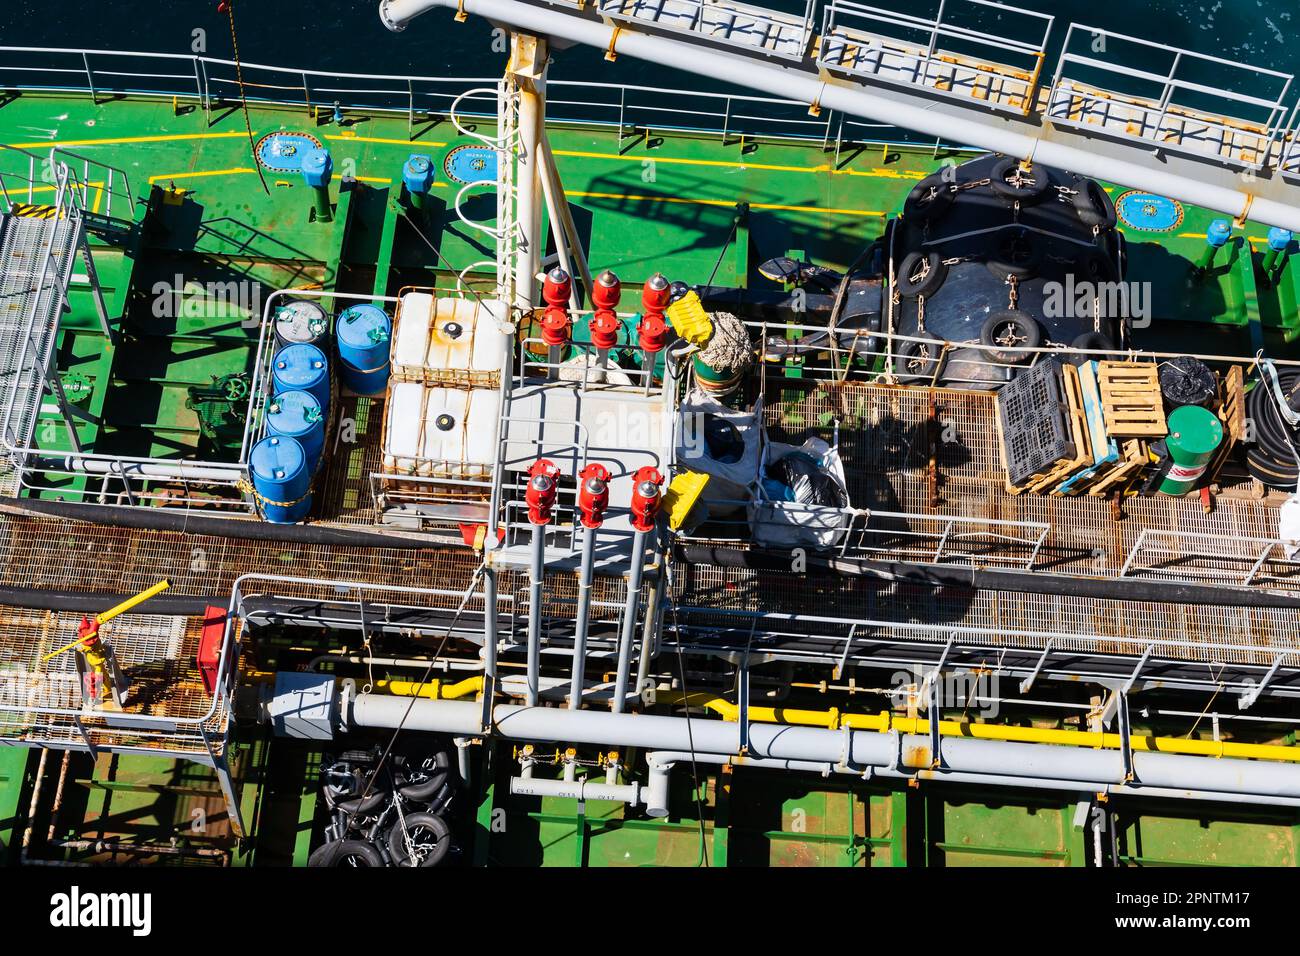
[659,693,1300,764]
[375,676,484,700]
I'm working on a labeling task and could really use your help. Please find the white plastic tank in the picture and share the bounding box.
[383,382,427,474]
[391,292,505,383]
[419,386,501,478]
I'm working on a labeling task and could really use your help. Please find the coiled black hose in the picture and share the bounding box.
[1245,369,1300,489]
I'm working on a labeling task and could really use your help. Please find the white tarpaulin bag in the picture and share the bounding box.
[750,436,851,550]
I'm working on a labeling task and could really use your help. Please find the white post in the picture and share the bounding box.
[511,33,548,313]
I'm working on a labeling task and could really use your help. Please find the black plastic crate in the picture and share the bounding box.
[998,361,1076,486]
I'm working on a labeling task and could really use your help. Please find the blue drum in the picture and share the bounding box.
[271,342,330,410]
[335,304,391,396]
[250,435,312,524]
[265,390,325,469]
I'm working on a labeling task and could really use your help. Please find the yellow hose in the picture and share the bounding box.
[375,676,484,700]
[658,692,1300,763]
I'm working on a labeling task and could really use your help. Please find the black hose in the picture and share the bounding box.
[675,543,1300,610]
[0,498,447,550]
[1245,371,1300,489]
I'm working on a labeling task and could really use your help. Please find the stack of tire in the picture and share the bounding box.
[308,742,456,867]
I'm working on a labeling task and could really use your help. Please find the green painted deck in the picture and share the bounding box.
[3,88,1297,477]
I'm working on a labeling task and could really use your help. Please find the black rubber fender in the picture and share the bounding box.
[395,750,452,803]
[892,332,944,385]
[331,839,386,867]
[329,786,389,817]
[990,157,1050,205]
[903,173,955,222]
[1068,331,1117,363]
[986,230,1042,281]
[895,251,947,298]
[980,310,1042,364]
[388,812,452,867]
[1073,179,1117,230]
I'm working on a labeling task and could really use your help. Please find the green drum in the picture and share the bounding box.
[1159,404,1223,496]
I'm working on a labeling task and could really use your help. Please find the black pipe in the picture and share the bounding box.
[675,543,1300,610]
[0,585,221,616]
[0,498,448,550]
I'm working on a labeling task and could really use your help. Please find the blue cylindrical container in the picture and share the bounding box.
[265,390,325,469]
[335,304,391,396]
[250,435,312,523]
[272,342,330,410]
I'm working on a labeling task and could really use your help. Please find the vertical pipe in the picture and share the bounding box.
[482,563,498,686]
[612,529,648,713]
[633,567,664,701]
[513,35,548,314]
[527,521,546,706]
[568,523,599,709]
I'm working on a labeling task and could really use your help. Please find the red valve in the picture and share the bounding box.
[525,459,561,525]
[577,463,611,529]
[589,269,622,350]
[628,466,664,533]
[637,313,667,354]
[540,267,572,349]
[641,273,671,316]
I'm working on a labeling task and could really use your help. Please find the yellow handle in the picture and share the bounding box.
[94,579,171,626]
[41,580,172,662]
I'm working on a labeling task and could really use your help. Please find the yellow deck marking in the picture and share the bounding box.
[23,181,107,215]
[552,148,925,180]
[567,189,883,217]
[325,134,447,147]
[148,168,257,185]
[7,131,250,150]
[1179,232,1267,245]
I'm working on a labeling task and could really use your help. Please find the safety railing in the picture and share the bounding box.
[1120,529,1300,594]
[0,608,239,759]
[1046,25,1295,169]
[0,45,931,151]
[819,0,1054,116]
[0,144,136,223]
[677,502,1051,569]
[597,0,817,61]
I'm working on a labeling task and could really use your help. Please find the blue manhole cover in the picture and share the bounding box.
[1116,190,1185,232]
[256,132,325,173]
[444,144,498,185]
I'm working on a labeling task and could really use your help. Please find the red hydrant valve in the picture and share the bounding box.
[540,267,572,350]
[542,267,572,307]
[629,466,664,533]
[589,313,620,350]
[637,313,667,354]
[641,273,671,315]
[526,459,561,525]
[589,269,622,351]
[541,307,572,348]
[577,463,611,529]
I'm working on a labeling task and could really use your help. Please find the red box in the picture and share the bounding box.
[197,605,229,696]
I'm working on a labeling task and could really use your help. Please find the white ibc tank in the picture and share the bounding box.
[392,292,504,384]
[383,381,427,474]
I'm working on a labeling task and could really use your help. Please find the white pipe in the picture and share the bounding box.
[568,523,599,710]
[344,694,1300,807]
[527,522,545,706]
[379,0,1300,233]
[513,35,547,312]
[509,774,641,804]
[611,528,648,713]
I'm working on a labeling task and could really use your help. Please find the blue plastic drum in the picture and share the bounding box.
[335,304,391,396]
[271,342,330,410]
[250,435,312,524]
[265,390,325,469]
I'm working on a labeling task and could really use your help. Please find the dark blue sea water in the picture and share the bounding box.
[1,0,1294,87]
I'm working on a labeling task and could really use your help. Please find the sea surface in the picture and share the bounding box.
[1,0,1294,91]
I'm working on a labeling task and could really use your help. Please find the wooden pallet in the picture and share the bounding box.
[1097,361,1168,437]
[1205,364,1246,483]
[1086,439,1149,497]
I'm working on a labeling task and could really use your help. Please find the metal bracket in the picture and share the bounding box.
[1116,691,1135,784]
[1019,638,1054,694]
[1121,644,1153,696]
[1239,652,1286,711]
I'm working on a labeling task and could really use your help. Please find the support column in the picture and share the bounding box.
[510,33,548,313]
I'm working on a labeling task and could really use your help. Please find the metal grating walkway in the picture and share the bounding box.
[0,212,81,459]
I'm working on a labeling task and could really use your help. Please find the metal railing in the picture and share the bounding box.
[1047,25,1295,169]
[819,0,1054,115]
[0,144,135,222]
[0,45,928,151]
[1120,529,1300,593]
[598,0,817,61]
